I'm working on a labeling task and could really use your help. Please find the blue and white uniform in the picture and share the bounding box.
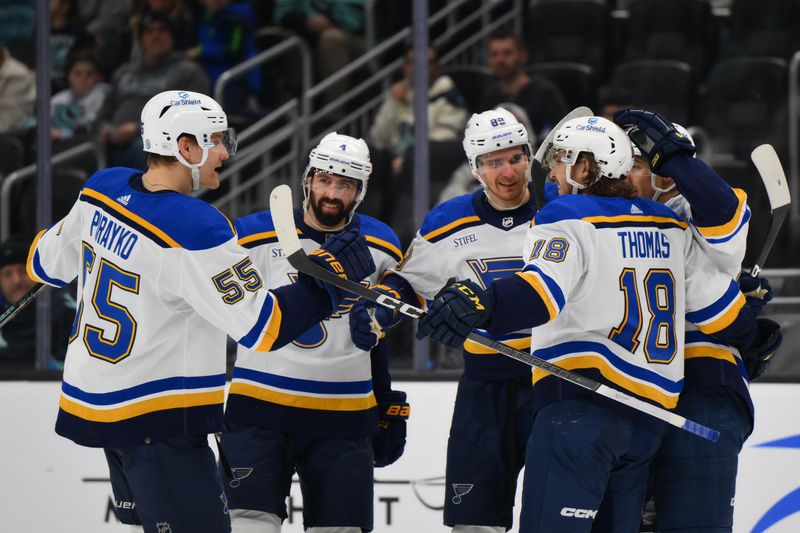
[474,193,750,533]
[651,155,753,532]
[382,184,538,530]
[27,167,337,532]
[222,208,402,530]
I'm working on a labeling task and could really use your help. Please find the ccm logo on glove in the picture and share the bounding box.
[457,284,486,311]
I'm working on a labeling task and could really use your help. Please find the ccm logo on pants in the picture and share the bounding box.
[560,507,598,519]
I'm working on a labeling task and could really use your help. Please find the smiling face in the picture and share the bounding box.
[306,172,359,228]
[475,146,530,208]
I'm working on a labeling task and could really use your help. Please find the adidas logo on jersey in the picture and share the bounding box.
[117,194,131,206]
[630,204,643,215]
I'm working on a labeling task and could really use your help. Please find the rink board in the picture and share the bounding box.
[0,381,798,532]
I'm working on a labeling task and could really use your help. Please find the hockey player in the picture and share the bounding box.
[618,110,778,532]
[350,107,540,533]
[26,91,376,533]
[221,132,408,533]
[416,115,781,533]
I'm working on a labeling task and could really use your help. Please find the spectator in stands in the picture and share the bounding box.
[0,237,74,370]
[0,0,34,67]
[482,29,567,136]
[188,0,259,113]
[98,11,209,170]
[51,50,109,143]
[274,0,367,116]
[51,0,96,93]
[368,45,467,239]
[0,45,35,136]
[598,84,635,121]
[370,45,467,165]
[130,0,197,60]
[78,0,134,78]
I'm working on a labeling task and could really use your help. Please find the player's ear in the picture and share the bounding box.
[176,135,191,156]
[575,155,591,183]
[659,176,675,189]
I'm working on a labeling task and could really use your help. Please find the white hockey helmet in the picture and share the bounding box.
[631,122,693,200]
[463,107,532,176]
[302,132,372,223]
[140,90,237,191]
[546,116,633,193]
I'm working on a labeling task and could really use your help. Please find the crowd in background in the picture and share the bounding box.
[1,0,798,370]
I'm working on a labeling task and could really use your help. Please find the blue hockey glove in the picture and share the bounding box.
[613,109,695,172]
[349,284,404,351]
[738,272,774,316]
[742,318,782,381]
[373,390,410,467]
[304,228,375,308]
[416,279,492,349]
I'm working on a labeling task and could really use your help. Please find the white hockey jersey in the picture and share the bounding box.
[226,209,402,437]
[516,194,746,409]
[387,187,538,380]
[666,188,754,415]
[27,167,331,447]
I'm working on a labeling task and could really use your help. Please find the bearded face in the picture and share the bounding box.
[307,172,360,228]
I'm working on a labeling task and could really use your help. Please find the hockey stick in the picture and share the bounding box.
[749,144,791,278]
[533,106,593,164]
[269,185,719,442]
[0,282,46,329]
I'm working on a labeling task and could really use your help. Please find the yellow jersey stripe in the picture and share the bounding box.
[696,293,746,334]
[82,188,182,248]
[254,297,283,352]
[26,229,47,283]
[685,346,737,365]
[516,271,557,320]
[532,355,678,408]
[59,390,224,422]
[229,382,378,411]
[366,235,403,259]
[582,214,689,228]
[422,216,481,241]
[239,230,277,246]
[695,188,748,238]
[464,336,531,354]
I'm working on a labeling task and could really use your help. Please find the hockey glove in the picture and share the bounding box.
[349,284,404,351]
[738,272,774,316]
[304,228,375,308]
[416,279,492,349]
[613,109,695,172]
[742,318,782,381]
[373,390,410,467]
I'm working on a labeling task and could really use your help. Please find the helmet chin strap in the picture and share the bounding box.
[175,147,209,191]
[651,173,676,202]
[565,160,588,194]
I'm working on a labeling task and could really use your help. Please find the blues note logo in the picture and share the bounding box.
[451,483,474,504]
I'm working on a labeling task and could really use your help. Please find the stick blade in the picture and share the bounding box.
[533,106,594,163]
[751,144,791,211]
[269,185,302,256]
